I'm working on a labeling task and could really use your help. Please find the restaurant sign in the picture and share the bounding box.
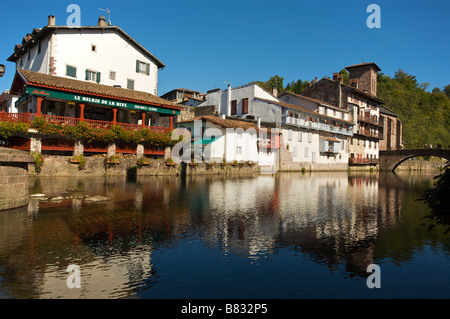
[24,86,180,115]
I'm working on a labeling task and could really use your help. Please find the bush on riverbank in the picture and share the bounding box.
[1,116,178,147]
[421,163,450,234]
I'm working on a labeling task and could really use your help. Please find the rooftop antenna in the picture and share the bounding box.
[98,8,111,25]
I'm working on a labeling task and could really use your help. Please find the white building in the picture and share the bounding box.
[7,15,164,95]
[175,115,278,167]
[196,83,354,170]
[301,63,385,166]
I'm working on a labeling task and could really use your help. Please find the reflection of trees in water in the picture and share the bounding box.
[1,172,445,297]
[1,176,191,298]
[420,164,450,234]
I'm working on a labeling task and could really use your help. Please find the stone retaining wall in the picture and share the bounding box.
[27,154,259,177]
[0,148,34,211]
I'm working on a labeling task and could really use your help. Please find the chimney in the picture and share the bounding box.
[333,73,339,82]
[272,86,278,98]
[226,84,231,116]
[48,15,55,26]
[98,15,109,27]
[351,80,358,89]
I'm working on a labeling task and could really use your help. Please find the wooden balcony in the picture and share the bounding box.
[357,128,383,139]
[359,115,383,127]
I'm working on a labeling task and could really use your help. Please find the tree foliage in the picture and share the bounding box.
[377,69,450,149]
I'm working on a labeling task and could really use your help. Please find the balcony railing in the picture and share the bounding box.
[284,116,353,136]
[359,115,383,127]
[0,112,171,133]
[357,128,383,139]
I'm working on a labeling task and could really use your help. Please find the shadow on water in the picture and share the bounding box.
[419,164,450,234]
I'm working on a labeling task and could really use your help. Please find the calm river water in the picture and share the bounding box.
[0,171,448,299]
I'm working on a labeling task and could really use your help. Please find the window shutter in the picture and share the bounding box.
[242,98,248,114]
[85,69,89,80]
[146,63,150,76]
[136,60,140,73]
[96,72,101,83]
[231,100,237,115]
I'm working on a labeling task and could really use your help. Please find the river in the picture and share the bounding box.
[0,171,448,299]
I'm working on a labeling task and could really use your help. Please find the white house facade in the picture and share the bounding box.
[7,15,164,96]
[175,115,278,167]
[196,83,354,170]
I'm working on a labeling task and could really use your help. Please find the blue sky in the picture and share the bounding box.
[1,0,449,95]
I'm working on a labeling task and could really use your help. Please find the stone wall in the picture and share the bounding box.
[0,148,34,211]
[27,154,259,177]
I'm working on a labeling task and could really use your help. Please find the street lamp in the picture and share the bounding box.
[0,64,5,77]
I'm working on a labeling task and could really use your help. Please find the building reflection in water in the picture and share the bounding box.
[0,172,408,298]
[195,172,403,277]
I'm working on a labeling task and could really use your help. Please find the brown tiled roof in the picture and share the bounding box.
[8,26,165,69]
[315,77,385,104]
[16,69,181,110]
[320,136,341,142]
[254,97,354,125]
[279,91,349,112]
[345,62,381,72]
[176,115,273,131]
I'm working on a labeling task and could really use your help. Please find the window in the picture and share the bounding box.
[109,71,116,81]
[288,129,292,141]
[231,100,237,115]
[27,49,31,60]
[293,147,298,157]
[66,65,77,78]
[305,147,309,158]
[85,69,100,83]
[298,131,302,142]
[91,45,97,52]
[312,151,316,163]
[236,146,242,155]
[242,98,249,114]
[38,40,41,54]
[308,132,312,143]
[127,79,135,90]
[136,60,150,75]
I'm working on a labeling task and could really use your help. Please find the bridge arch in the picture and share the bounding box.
[379,149,450,172]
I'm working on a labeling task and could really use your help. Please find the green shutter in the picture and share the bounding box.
[66,65,77,78]
[136,60,140,73]
[96,72,101,83]
[146,63,150,76]
[85,69,89,80]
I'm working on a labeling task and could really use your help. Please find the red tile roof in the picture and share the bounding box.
[16,69,181,110]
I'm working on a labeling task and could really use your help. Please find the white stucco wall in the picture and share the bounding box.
[15,29,160,95]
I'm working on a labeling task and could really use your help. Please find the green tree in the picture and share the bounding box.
[251,75,285,95]
[443,84,450,98]
[377,69,450,149]
[339,69,350,85]
[285,79,310,94]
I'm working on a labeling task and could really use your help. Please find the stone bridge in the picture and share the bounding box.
[379,149,450,172]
